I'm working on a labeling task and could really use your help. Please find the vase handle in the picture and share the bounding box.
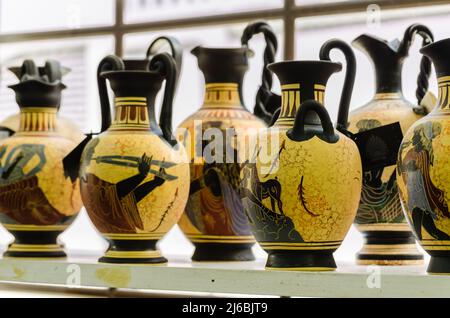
[146,36,183,84]
[241,21,280,124]
[149,53,178,146]
[398,24,434,111]
[319,39,356,132]
[288,100,338,143]
[20,59,39,81]
[97,55,125,132]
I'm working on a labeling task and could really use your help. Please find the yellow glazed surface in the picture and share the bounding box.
[0,108,82,226]
[80,130,190,238]
[348,94,423,226]
[241,127,362,247]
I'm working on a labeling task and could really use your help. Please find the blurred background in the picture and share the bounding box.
[0,0,449,264]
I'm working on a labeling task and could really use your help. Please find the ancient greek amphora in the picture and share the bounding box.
[397,38,450,273]
[0,60,82,258]
[0,61,84,144]
[348,24,434,265]
[241,39,362,270]
[177,22,279,261]
[79,52,189,264]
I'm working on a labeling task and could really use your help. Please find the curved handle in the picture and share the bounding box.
[241,21,279,124]
[97,55,125,133]
[20,60,39,81]
[149,53,178,146]
[44,60,62,83]
[319,39,356,131]
[398,24,434,109]
[268,107,281,127]
[146,36,183,84]
[287,100,338,143]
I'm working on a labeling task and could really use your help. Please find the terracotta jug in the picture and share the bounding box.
[348,24,434,265]
[177,22,279,261]
[0,60,82,258]
[0,62,84,144]
[240,39,362,270]
[79,47,189,264]
[397,38,450,273]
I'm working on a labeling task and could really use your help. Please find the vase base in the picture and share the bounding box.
[427,256,450,274]
[4,243,66,259]
[99,249,167,264]
[356,227,423,265]
[265,250,336,271]
[192,243,255,262]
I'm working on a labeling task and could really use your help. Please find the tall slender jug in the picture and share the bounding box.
[348,24,434,265]
[0,60,82,258]
[79,49,189,264]
[177,22,279,261]
[397,38,450,273]
[240,39,362,270]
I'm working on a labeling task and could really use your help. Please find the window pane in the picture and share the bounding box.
[0,0,115,33]
[0,36,114,132]
[124,0,283,24]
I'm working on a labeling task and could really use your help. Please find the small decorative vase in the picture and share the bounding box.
[0,61,84,144]
[0,60,83,258]
[79,49,189,264]
[240,39,362,270]
[177,22,279,261]
[397,38,450,273]
[348,24,434,265]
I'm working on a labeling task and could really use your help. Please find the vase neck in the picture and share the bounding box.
[201,83,243,109]
[373,65,403,95]
[110,96,152,131]
[438,76,450,110]
[18,107,58,133]
[274,83,326,128]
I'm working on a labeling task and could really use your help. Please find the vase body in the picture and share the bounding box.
[0,63,82,258]
[241,60,362,270]
[80,61,189,264]
[178,47,265,261]
[348,34,427,265]
[397,38,450,273]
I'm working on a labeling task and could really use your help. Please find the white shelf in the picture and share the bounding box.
[0,255,447,297]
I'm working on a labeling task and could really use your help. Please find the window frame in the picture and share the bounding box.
[0,0,447,60]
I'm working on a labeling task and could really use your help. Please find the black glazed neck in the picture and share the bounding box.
[192,46,250,84]
[8,80,65,108]
[268,60,341,125]
[421,38,450,78]
[353,34,404,94]
[101,70,163,98]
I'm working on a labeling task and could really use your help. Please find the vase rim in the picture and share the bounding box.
[420,37,450,53]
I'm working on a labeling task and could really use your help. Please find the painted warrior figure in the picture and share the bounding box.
[81,147,167,233]
[398,121,450,240]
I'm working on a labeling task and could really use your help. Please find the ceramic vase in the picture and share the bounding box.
[348,24,434,265]
[397,38,450,273]
[240,39,362,270]
[79,47,189,264]
[0,60,82,258]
